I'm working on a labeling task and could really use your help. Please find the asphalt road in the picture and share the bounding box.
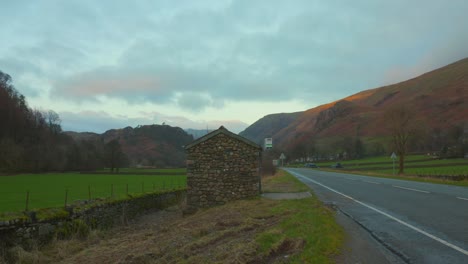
[285,168,468,264]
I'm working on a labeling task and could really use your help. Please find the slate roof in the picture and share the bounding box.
[185,126,262,150]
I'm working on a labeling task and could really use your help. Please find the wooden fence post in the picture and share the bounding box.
[25,190,30,211]
[64,189,68,208]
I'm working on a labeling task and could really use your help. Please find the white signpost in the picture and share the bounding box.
[279,153,286,167]
[264,138,273,149]
[391,152,397,175]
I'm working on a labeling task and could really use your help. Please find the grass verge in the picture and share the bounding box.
[262,169,310,193]
[321,168,468,187]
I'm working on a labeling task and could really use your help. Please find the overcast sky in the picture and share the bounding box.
[1,0,467,133]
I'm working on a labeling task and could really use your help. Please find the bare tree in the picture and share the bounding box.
[105,139,127,173]
[45,110,62,134]
[384,106,417,174]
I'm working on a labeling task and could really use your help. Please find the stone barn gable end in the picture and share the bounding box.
[185,126,262,209]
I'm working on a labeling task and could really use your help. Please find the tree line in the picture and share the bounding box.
[0,71,126,173]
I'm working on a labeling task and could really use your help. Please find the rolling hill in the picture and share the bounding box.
[67,124,194,167]
[240,58,468,153]
[185,128,214,139]
[239,112,302,145]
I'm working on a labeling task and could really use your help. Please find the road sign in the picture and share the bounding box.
[264,138,273,149]
[279,153,286,167]
[391,152,397,175]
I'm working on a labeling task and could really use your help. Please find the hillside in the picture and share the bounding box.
[185,128,214,139]
[239,112,302,145]
[68,125,194,167]
[241,58,468,154]
[64,131,101,141]
[1,70,103,173]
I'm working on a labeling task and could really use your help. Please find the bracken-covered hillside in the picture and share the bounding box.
[241,58,468,152]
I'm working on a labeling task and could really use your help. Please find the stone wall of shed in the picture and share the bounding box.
[186,133,261,208]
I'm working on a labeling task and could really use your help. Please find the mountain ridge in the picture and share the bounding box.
[240,57,468,153]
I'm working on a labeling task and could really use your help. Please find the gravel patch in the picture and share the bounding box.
[262,192,312,200]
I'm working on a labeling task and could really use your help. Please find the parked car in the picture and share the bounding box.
[304,163,319,168]
[330,163,343,168]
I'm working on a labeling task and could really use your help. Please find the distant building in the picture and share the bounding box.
[185,126,262,209]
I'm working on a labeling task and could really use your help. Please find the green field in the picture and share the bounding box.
[292,155,468,187]
[378,166,468,176]
[314,155,429,167]
[0,171,186,214]
[310,155,468,175]
[96,168,187,174]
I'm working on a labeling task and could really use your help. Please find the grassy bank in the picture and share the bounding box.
[262,169,310,193]
[258,170,343,263]
[6,170,343,264]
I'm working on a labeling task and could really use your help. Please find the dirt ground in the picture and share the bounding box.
[38,202,396,264]
[34,199,302,264]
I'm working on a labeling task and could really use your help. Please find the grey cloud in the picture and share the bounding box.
[53,67,173,103]
[176,93,217,112]
[1,0,467,110]
[59,111,136,133]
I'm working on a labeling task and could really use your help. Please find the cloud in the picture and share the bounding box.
[53,67,171,103]
[60,110,248,134]
[1,0,467,116]
[175,92,223,112]
[59,111,145,133]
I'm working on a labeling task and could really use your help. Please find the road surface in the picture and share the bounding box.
[285,168,468,264]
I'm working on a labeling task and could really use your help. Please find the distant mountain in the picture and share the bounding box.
[239,112,302,145]
[64,131,100,141]
[241,58,468,153]
[185,128,214,139]
[67,124,194,167]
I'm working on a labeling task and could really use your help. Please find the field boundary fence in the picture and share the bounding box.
[1,178,187,215]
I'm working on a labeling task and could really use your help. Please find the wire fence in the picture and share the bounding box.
[0,177,187,214]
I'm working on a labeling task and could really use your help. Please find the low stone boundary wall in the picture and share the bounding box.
[80,171,185,175]
[415,174,467,181]
[0,190,186,251]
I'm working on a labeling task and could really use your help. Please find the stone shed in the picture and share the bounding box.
[185,126,262,209]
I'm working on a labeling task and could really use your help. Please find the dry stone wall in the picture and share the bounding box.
[0,190,185,252]
[186,133,261,208]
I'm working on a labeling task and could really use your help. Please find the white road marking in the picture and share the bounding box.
[362,180,381,185]
[342,178,359,181]
[287,170,468,257]
[392,185,429,193]
[457,197,468,201]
